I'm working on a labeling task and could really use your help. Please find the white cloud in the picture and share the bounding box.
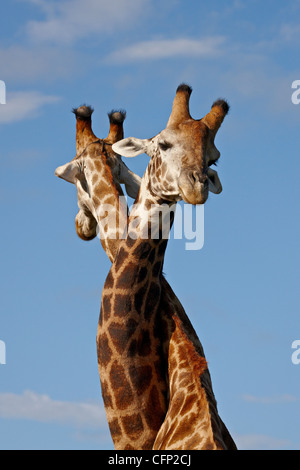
[280,23,300,42]
[25,0,150,45]
[242,394,298,404]
[107,36,226,63]
[0,45,77,82]
[0,91,60,124]
[0,390,106,429]
[235,434,291,450]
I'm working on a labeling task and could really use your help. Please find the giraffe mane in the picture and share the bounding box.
[173,316,208,378]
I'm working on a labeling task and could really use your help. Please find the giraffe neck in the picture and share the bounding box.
[97,175,176,450]
[153,315,220,450]
[127,183,175,246]
[77,142,129,262]
[153,313,238,450]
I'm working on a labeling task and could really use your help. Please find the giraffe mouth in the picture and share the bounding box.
[75,209,98,241]
[180,187,209,205]
[179,168,222,204]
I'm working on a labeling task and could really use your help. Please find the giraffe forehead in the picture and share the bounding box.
[176,121,209,147]
[157,121,209,151]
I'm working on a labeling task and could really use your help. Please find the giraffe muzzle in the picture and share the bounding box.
[178,170,209,205]
[75,210,98,241]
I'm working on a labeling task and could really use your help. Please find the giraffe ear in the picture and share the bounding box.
[207,168,222,194]
[55,161,80,184]
[112,137,149,158]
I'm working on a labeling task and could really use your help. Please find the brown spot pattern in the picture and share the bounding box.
[129,364,153,395]
[110,361,134,410]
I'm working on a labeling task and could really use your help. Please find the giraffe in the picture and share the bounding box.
[55,105,141,261]
[55,90,236,450]
[105,84,236,450]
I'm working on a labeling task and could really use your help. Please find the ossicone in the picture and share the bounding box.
[106,109,127,144]
[176,83,193,96]
[108,109,127,125]
[211,99,230,115]
[201,98,230,137]
[167,83,193,128]
[72,105,94,120]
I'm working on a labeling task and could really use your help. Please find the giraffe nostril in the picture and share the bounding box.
[189,171,208,186]
[188,171,199,185]
[192,171,199,182]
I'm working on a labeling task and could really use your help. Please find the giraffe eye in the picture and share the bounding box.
[159,141,173,151]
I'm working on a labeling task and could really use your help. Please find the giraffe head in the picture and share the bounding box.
[55,107,141,245]
[113,84,229,205]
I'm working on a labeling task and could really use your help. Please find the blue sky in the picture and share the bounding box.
[0,0,299,450]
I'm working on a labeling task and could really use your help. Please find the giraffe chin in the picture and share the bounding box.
[181,190,208,205]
